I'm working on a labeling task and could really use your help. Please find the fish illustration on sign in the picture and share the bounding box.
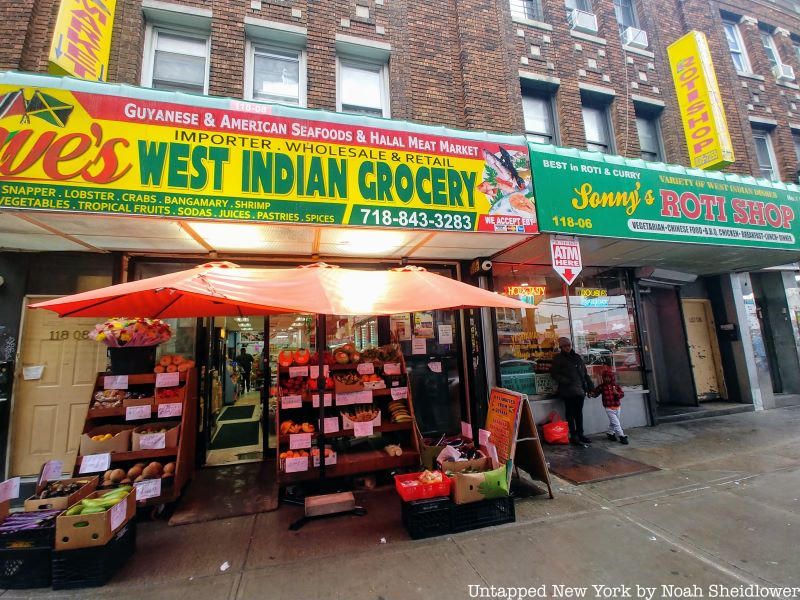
[477,146,537,220]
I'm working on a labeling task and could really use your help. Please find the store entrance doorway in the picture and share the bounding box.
[682,299,727,401]
[10,297,107,476]
[638,285,697,412]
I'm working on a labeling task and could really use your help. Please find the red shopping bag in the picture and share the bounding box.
[542,411,570,445]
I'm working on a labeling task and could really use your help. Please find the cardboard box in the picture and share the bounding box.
[131,422,180,450]
[334,381,364,394]
[439,452,488,475]
[55,490,135,550]
[24,476,98,512]
[122,396,154,408]
[448,458,511,505]
[79,425,133,455]
[155,386,186,405]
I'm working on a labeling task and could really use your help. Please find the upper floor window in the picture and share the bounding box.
[510,0,544,22]
[582,103,613,154]
[635,114,663,162]
[337,58,390,118]
[246,44,305,106]
[143,29,209,94]
[565,0,592,12]
[613,0,637,29]
[793,130,800,163]
[723,21,751,74]
[760,31,781,69]
[752,127,779,181]
[522,90,557,144]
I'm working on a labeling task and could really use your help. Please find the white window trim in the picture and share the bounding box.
[243,40,307,107]
[141,24,210,94]
[635,114,664,162]
[335,56,391,118]
[753,128,780,181]
[521,90,559,145]
[761,31,782,68]
[724,21,752,74]
[582,103,615,154]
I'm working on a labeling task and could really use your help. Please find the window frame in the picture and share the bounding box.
[244,40,307,107]
[565,0,592,12]
[752,127,780,182]
[613,0,638,30]
[335,56,391,118]
[141,25,210,95]
[510,0,544,22]
[723,20,752,74]
[581,101,615,154]
[635,113,664,162]
[521,88,558,144]
[760,30,782,70]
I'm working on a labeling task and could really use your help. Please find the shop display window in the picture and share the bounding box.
[495,264,644,398]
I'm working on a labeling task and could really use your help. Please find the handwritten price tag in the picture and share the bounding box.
[157,402,183,418]
[135,478,161,501]
[138,432,166,450]
[353,421,374,437]
[110,497,127,530]
[39,460,63,486]
[79,453,111,474]
[0,477,20,502]
[357,362,374,375]
[282,395,303,409]
[125,405,151,421]
[310,365,330,378]
[284,456,309,473]
[103,375,128,390]
[155,372,180,388]
[478,428,491,447]
[311,393,333,407]
[428,361,442,373]
[324,416,339,434]
[336,392,355,406]
[390,387,408,400]
[290,432,312,449]
[353,390,373,404]
[461,421,473,439]
[383,363,401,375]
[411,337,426,355]
[289,366,309,378]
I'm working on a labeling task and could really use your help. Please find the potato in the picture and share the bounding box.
[120,478,132,484]
[134,475,144,483]
[127,465,143,480]
[103,469,113,481]
[109,468,126,483]
[147,461,162,473]
[163,462,175,475]
[142,464,160,479]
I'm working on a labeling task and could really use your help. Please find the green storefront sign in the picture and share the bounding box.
[530,144,800,250]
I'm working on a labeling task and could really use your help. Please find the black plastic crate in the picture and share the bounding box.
[451,496,515,533]
[0,510,60,549]
[51,521,136,590]
[0,546,52,589]
[401,496,452,540]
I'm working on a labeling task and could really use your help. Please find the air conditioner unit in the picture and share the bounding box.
[568,9,598,35]
[622,26,648,50]
[773,63,795,82]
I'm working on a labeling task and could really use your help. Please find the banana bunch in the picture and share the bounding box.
[389,400,412,423]
[65,486,131,516]
[345,407,379,422]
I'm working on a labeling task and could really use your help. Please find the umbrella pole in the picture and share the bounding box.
[316,313,326,484]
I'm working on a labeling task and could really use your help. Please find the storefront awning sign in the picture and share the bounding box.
[550,236,582,285]
[48,0,117,82]
[0,73,537,234]
[530,144,799,250]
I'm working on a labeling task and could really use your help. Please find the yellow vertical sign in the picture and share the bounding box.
[668,31,734,170]
[48,0,117,81]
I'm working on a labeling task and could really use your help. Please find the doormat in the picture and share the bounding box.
[209,421,260,450]
[544,445,658,485]
[169,461,278,526]
[218,405,256,421]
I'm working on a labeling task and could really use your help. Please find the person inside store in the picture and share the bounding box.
[237,346,254,394]
[550,336,594,446]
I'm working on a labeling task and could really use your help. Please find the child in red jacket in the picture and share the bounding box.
[591,368,628,445]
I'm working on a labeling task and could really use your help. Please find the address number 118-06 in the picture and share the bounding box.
[552,216,593,229]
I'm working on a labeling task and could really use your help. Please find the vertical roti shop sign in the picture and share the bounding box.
[550,236,582,285]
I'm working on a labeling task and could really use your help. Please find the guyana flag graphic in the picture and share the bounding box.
[0,89,74,127]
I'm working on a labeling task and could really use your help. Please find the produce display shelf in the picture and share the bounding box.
[278,421,413,444]
[76,448,177,466]
[281,450,420,483]
[278,362,396,374]
[87,406,155,419]
[94,372,187,386]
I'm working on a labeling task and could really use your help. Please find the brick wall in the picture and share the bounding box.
[4,0,800,182]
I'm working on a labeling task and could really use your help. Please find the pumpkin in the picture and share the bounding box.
[278,350,294,367]
[293,349,310,365]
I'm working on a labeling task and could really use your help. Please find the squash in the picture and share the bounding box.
[278,350,294,367]
[293,349,310,365]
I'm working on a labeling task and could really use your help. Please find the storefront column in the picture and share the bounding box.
[728,273,765,411]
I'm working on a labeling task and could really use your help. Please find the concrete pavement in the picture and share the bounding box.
[4,405,800,599]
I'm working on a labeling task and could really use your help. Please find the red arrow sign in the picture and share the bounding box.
[550,236,582,285]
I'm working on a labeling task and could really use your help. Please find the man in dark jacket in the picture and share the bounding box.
[550,337,593,445]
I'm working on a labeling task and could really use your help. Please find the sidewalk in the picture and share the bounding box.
[6,406,800,599]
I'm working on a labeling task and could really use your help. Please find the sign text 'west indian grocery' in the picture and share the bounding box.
[531,145,798,250]
[668,31,734,170]
[48,0,117,81]
[0,81,538,234]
